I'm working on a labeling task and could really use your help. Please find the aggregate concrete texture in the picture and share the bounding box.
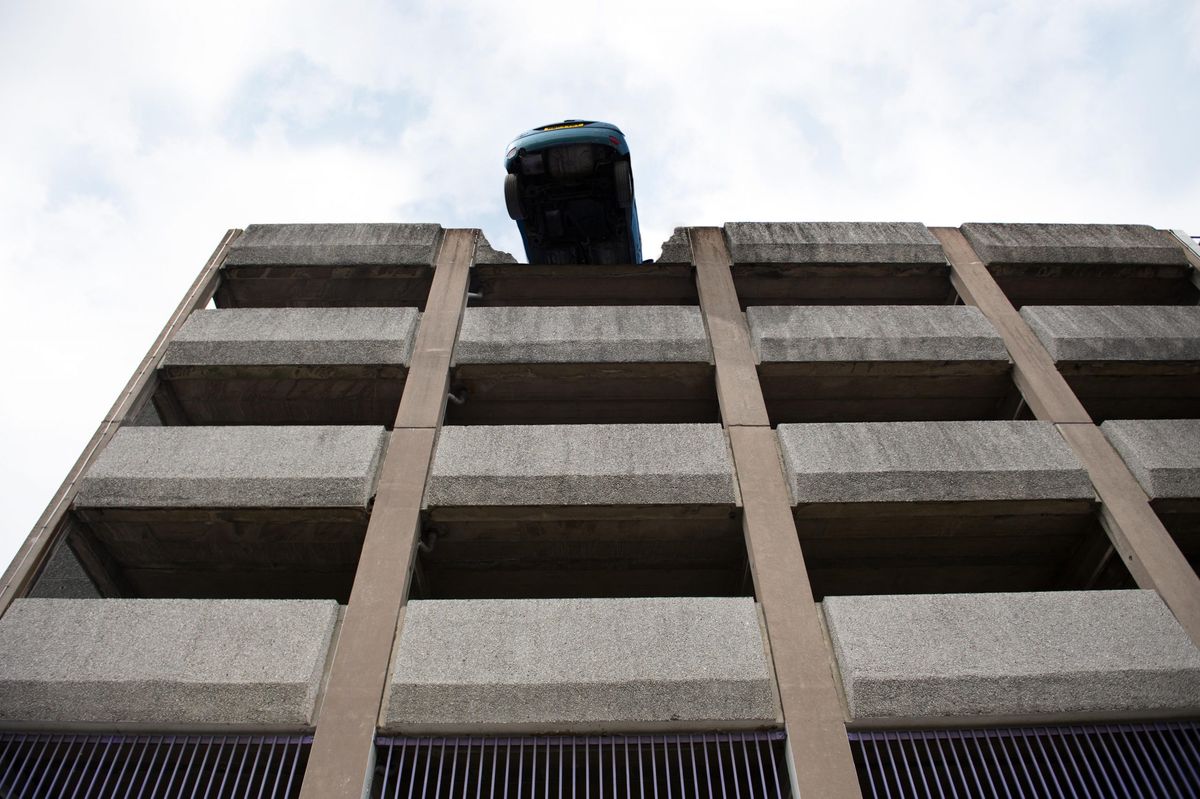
[723,222,947,265]
[656,227,693,264]
[1020,305,1200,361]
[225,223,443,266]
[0,598,339,727]
[474,233,518,265]
[27,538,101,599]
[823,590,1200,719]
[961,223,1187,266]
[163,307,420,366]
[747,305,1008,362]
[777,421,1094,503]
[455,306,711,363]
[383,597,777,731]
[427,424,736,506]
[1102,419,1200,499]
[75,426,388,508]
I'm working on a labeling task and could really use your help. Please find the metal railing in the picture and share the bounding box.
[0,733,311,798]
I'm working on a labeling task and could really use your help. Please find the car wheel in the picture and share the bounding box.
[504,174,524,220]
[614,160,633,208]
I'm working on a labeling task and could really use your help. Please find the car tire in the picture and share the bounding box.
[614,160,633,208]
[504,174,524,220]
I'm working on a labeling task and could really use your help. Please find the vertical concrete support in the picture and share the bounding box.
[0,229,242,616]
[689,228,862,799]
[932,227,1200,646]
[298,229,476,799]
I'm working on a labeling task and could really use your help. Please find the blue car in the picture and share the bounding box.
[504,120,643,265]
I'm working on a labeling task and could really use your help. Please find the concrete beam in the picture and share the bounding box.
[961,223,1188,266]
[723,222,946,265]
[1102,419,1200,499]
[224,223,443,266]
[1020,305,1200,361]
[426,424,737,506]
[778,421,1093,503]
[824,590,1200,721]
[382,597,777,732]
[75,426,388,508]
[0,598,339,728]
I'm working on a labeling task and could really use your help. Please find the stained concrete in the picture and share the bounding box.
[1020,305,1200,361]
[1102,419,1200,499]
[163,307,420,366]
[747,305,1008,362]
[824,590,1200,720]
[0,598,339,727]
[723,222,946,265]
[75,426,388,508]
[777,421,1093,503]
[225,223,443,266]
[961,223,1187,266]
[455,306,711,363]
[27,538,101,599]
[427,424,736,506]
[383,597,777,731]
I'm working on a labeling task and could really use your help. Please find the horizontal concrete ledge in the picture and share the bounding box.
[961,223,1188,266]
[225,223,443,266]
[163,307,420,366]
[75,426,388,508]
[725,222,946,265]
[1103,419,1200,499]
[0,599,339,729]
[427,424,737,506]
[1020,305,1200,361]
[824,590,1200,721]
[383,597,778,732]
[778,421,1093,503]
[455,306,711,363]
[747,305,1008,362]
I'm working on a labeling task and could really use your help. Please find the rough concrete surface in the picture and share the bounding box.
[1020,305,1200,361]
[75,426,388,508]
[163,307,420,366]
[383,597,777,730]
[777,421,1093,503]
[723,222,946,264]
[656,227,693,264]
[455,306,711,363]
[823,590,1200,719]
[27,538,101,599]
[0,598,339,727]
[427,424,736,506]
[961,223,1187,266]
[225,223,443,266]
[1102,419,1200,499]
[747,305,1008,362]
[474,233,518,265]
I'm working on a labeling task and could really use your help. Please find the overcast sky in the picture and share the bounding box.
[1,0,1197,572]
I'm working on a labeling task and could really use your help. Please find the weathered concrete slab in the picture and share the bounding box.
[747,305,1008,362]
[225,223,443,266]
[163,307,420,366]
[455,306,711,363]
[28,538,101,599]
[427,424,736,506]
[1020,305,1200,361]
[1102,419,1200,499]
[656,227,693,264]
[778,421,1093,503]
[824,590,1200,720]
[0,598,339,728]
[75,426,388,508]
[383,597,777,731]
[474,232,518,265]
[723,222,946,265]
[961,223,1187,266]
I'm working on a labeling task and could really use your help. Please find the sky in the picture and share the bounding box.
[0,0,1198,572]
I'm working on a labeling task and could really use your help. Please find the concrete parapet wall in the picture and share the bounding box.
[777,421,1093,503]
[455,306,711,363]
[0,598,339,728]
[1102,419,1200,499]
[961,223,1187,266]
[163,307,420,366]
[75,426,388,508]
[824,590,1200,720]
[747,305,1008,362]
[225,223,443,266]
[724,222,946,265]
[1020,305,1200,361]
[427,424,736,506]
[382,597,777,732]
